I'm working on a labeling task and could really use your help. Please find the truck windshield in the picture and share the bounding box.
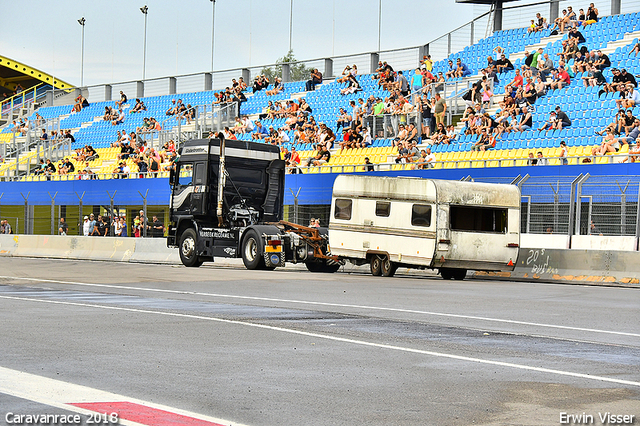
[178,164,193,186]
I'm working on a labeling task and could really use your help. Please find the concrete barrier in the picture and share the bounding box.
[571,235,637,251]
[474,247,640,287]
[2,234,640,287]
[130,238,180,264]
[520,233,570,249]
[0,234,19,256]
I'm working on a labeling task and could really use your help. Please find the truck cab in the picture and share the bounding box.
[167,136,285,267]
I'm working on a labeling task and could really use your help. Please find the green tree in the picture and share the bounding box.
[261,50,313,83]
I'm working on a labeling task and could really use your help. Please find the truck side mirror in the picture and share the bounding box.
[169,167,176,185]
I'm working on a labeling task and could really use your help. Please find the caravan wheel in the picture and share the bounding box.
[381,256,397,277]
[370,256,382,276]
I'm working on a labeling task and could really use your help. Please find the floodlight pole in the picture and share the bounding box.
[210,0,216,73]
[78,17,86,87]
[289,0,294,53]
[141,5,148,81]
[377,0,382,52]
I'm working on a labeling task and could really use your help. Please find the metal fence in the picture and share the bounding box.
[470,174,640,236]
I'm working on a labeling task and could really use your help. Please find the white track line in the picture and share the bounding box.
[0,365,245,426]
[1,293,639,388]
[0,275,638,339]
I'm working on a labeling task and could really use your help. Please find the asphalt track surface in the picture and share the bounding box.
[0,257,638,426]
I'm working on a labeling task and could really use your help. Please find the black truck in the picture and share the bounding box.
[167,135,340,272]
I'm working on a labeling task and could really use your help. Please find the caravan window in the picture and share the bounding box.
[450,206,507,233]
[375,201,391,217]
[334,199,352,220]
[411,204,432,227]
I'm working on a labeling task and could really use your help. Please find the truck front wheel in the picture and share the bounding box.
[242,229,267,270]
[179,228,203,267]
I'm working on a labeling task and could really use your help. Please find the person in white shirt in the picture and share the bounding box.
[82,216,92,236]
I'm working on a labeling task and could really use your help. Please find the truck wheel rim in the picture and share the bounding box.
[182,237,195,258]
[245,238,257,261]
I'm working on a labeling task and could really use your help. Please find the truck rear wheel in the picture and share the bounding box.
[453,269,467,280]
[370,256,382,276]
[242,229,267,270]
[179,228,203,268]
[440,268,453,280]
[381,256,397,277]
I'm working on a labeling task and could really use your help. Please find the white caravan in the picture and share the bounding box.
[328,175,520,279]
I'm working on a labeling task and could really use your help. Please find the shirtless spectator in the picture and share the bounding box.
[265,77,284,96]
[115,91,127,108]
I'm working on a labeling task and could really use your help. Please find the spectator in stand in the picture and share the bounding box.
[568,26,586,44]
[396,71,409,96]
[116,91,127,108]
[495,54,514,73]
[266,77,284,96]
[411,68,425,95]
[445,60,456,79]
[363,156,375,171]
[307,146,331,166]
[252,121,269,140]
[620,69,638,87]
[585,3,599,24]
[72,94,89,112]
[573,51,588,74]
[111,108,125,126]
[166,99,179,115]
[454,58,472,78]
[538,111,561,133]
[252,75,269,93]
[536,151,549,166]
[433,93,446,127]
[535,13,547,32]
[306,68,323,91]
[336,65,353,83]
[549,66,571,89]
[554,106,571,129]
[82,215,92,236]
[130,98,147,113]
[622,118,640,142]
[417,148,436,169]
[419,95,433,138]
[629,41,640,56]
[551,9,570,34]
[471,128,493,151]
[591,129,621,156]
[537,54,554,80]
[617,83,640,109]
[340,74,362,95]
[624,139,640,162]
[516,106,533,132]
[582,64,607,87]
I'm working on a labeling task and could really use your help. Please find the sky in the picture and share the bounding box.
[1,0,480,88]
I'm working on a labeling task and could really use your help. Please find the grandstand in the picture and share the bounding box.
[2,3,640,236]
